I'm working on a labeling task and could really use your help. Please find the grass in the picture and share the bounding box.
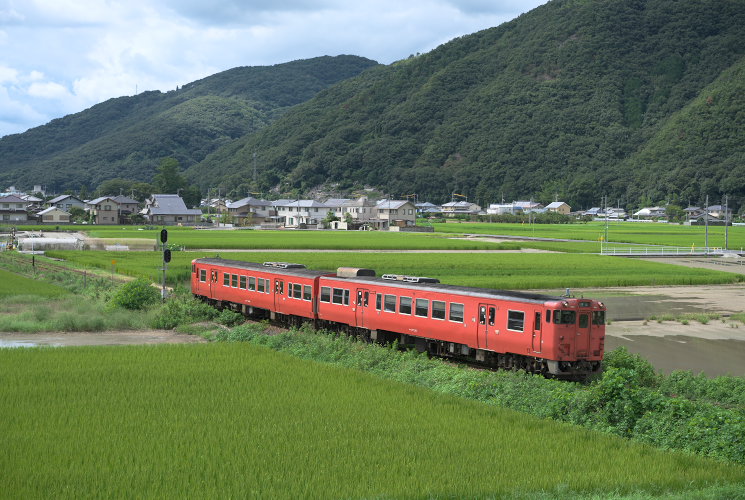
[2,342,743,499]
[44,250,745,289]
[0,268,69,298]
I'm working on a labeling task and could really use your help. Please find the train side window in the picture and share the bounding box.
[384,294,396,312]
[275,281,284,294]
[363,291,369,307]
[249,277,256,291]
[258,278,266,293]
[231,274,238,288]
[593,311,605,325]
[192,264,196,273]
[479,306,486,325]
[488,307,495,326]
[343,289,350,306]
[293,284,302,299]
[399,296,412,315]
[239,276,246,290]
[545,310,551,323]
[507,310,525,332]
[199,269,207,282]
[332,288,348,305]
[449,303,464,323]
[223,273,230,287]
[432,301,446,320]
[376,293,382,310]
[320,286,331,303]
[416,299,429,318]
[303,285,312,301]
[535,312,541,331]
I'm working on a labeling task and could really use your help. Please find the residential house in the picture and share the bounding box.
[706,205,732,221]
[0,195,29,222]
[272,200,330,228]
[374,200,416,228]
[112,195,140,223]
[486,203,523,215]
[324,198,351,219]
[633,207,666,219]
[87,196,121,225]
[441,201,482,216]
[48,195,86,212]
[38,207,71,224]
[545,201,571,215]
[415,202,441,215]
[684,206,704,220]
[227,197,274,225]
[143,194,202,225]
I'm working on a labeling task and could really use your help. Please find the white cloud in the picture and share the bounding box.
[0,0,548,138]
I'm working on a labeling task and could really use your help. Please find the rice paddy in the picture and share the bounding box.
[2,343,743,499]
[44,250,745,289]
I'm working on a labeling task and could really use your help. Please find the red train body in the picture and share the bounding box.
[191,258,605,379]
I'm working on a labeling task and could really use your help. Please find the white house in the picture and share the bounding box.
[545,201,571,215]
[441,201,481,216]
[38,207,71,224]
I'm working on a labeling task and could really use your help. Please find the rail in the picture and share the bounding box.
[600,245,744,257]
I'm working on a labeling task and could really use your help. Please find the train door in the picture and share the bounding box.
[576,311,592,357]
[531,311,543,353]
[477,303,497,349]
[209,269,219,298]
[355,288,370,328]
[274,279,285,310]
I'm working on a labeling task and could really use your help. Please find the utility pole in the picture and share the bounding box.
[705,195,709,254]
[724,195,729,250]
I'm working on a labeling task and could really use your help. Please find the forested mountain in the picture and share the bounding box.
[0,55,378,192]
[187,0,745,210]
[2,0,744,211]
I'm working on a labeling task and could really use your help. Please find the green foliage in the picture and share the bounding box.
[0,56,377,192]
[217,308,244,327]
[148,288,218,329]
[187,0,745,211]
[108,278,160,310]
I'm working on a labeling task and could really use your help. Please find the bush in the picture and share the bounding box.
[148,290,218,329]
[108,278,160,310]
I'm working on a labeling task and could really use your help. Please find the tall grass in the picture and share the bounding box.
[2,343,743,499]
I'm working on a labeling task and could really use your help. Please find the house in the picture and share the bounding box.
[633,207,666,219]
[684,206,704,219]
[143,194,202,225]
[272,200,330,228]
[0,195,29,222]
[374,200,416,228]
[48,195,86,212]
[441,201,482,216]
[227,196,274,225]
[87,196,121,225]
[342,197,376,222]
[486,203,523,215]
[112,195,140,223]
[415,202,441,215]
[324,198,351,218]
[38,207,71,224]
[545,201,571,215]
[706,205,732,220]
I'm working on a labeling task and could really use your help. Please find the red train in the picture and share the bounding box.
[191,258,605,379]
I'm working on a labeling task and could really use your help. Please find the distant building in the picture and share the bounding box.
[227,197,274,225]
[441,201,481,216]
[143,194,202,225]
[0,195,29,222]
[545,201,571,215]
[38,207,71,224]
[48,195,87,212]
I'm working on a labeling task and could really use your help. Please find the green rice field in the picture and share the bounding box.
[0,268,69,298]
[44,250,745,289]
[2,343,743,499]
[430,221,745,249]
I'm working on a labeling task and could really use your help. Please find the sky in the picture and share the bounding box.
[0,0,547,138]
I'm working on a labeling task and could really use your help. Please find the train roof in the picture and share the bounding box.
[321,274,566,305]
[194,258,332,279]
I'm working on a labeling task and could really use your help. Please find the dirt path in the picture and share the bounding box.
[0,330,206,347]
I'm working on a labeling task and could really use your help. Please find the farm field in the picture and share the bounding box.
[430,221,745,248]
[45,250,745,289]
[0,268,69,298]
[2,343,743,499]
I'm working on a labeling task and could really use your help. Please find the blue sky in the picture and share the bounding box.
[0,0,547,138]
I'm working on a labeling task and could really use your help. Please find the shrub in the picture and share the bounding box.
[108,278,160,310]
[148,290,218,329]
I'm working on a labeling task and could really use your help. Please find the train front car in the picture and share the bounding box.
[542,297,605,379]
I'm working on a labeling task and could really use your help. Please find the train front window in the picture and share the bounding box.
[593,311,606,325]
[553,310,577,325]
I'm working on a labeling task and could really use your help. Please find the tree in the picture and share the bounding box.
[152,158,187,194]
